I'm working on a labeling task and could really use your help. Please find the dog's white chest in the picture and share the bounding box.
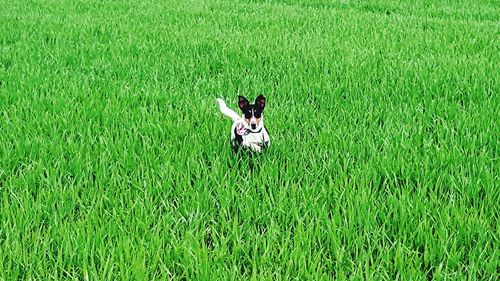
[230,120,270,152]
[244,131,264,143]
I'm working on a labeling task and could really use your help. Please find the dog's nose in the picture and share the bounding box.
[251,124,256,129]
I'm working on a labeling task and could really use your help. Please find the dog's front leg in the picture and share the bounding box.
[241,140,262,152]
[250,143,262,152]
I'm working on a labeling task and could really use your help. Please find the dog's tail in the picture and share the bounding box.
[216,98,241,122]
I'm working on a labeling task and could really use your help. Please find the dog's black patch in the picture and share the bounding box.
[232,125,243,151]
[238,95,266,118]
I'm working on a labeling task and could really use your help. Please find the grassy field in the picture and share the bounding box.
[0,0,499,279]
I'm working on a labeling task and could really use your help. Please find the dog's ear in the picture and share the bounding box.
[238,95,249,110]
[255,95,266,109]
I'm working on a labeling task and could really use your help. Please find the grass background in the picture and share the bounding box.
[0,0,498,279]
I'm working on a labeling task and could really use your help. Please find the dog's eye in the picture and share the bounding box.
[254,113,262,118]
[244,113,252,119]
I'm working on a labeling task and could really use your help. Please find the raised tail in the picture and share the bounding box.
[216,98,241,122]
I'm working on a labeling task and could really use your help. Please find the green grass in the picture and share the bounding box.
[0,0,498,279]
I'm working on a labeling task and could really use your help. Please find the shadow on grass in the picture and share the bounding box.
[228,147,269,174]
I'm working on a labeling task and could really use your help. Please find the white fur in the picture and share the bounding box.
[216,98,241,122]
[216,98,270,152]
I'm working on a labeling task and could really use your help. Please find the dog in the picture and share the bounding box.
[216,95,270,152]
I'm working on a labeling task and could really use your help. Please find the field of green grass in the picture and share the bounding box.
[1,0,499,279]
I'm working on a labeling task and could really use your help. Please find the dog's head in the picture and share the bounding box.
[238,95,266,132]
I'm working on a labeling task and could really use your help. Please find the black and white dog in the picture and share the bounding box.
[216,95,270,152]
